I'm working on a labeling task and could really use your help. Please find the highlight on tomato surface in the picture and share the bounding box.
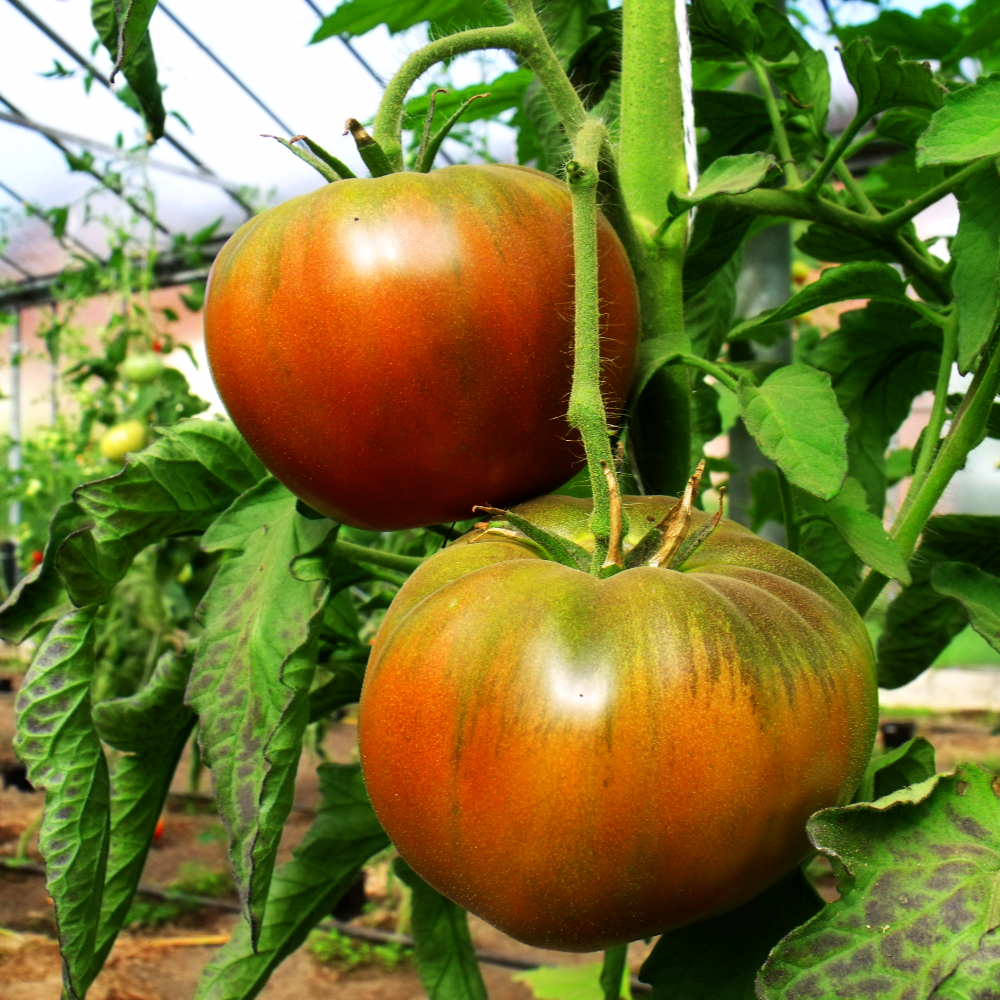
[358,493,878,952]
[203,164,640,531]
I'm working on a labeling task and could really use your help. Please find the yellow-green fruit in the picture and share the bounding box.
[100,420,147,462]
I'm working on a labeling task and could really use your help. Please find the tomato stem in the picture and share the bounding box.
[600,461,625,570]
[344,119,393,177]
[566,119,625,574]
[333,540,423,576]
[371,3,585,173]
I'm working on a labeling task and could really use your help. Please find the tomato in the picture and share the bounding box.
[153,816,166,842]
[121,352,164,384]
[203,165,639,531]
[99,420,147,462]
[358,494,877,951]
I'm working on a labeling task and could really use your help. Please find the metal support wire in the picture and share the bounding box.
[7,309,22,582]
[300,0,386,86]
[0,177,103,261]
[157,3,297,136]
[0,92,171,236]
[4,0,255,217]
[0,253,33,279]
[0,109,243,188]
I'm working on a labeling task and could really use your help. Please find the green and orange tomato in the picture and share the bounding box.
[203,165,639,531]
[359,494,878,951]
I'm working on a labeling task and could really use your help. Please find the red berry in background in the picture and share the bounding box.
[153,816,166,842]
[31,550,44,568]
[152,338,163,353]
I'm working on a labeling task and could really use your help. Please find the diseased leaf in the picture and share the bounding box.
[193,763,390,1000]
[854,736,937,804]
[738,365,848,499]
[918,75,1000,167]
[640,867,823,1000]
[185,478,338,944]
[57,419,265,607]
[797,478,911,584]
[91,0,166,140]
[878,515,1000,689]
[394,857,489,1000]
[951,168,1000,373]
[13,606,107,1000]
[0,502,87,643]
[931,562,1000,654]
[92,652,195,972]
[759,765,1000,1000]
[729,262,910,341]
[839,37,945,122]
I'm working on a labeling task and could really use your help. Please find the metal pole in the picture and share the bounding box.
[3,309,22,592]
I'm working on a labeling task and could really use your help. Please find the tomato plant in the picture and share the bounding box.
[360,494,877,950]
[5,0,1000,998]
[204,164,640,530]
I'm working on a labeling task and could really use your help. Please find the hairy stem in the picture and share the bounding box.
[372,0,586,171]
[879,157,995,231]
[853,334,1000,617]
[748,56,799,188]
[566,120,620,574]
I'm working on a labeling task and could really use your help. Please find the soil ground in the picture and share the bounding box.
[2,665,996,1000]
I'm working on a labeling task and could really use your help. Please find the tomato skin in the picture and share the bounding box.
[203,165,639,531]
[99,420,148,462]
[359,495,878,951]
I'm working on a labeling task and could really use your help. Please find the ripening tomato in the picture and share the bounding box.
[99,420,147,462]
[359,495,877,951]
[203,165,639,531]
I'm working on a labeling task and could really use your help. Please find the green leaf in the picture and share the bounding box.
[186,478,338,945]
[759,765,1000,1000]
[669,153,777,219]
[839,37,945,123]
[918,75,1000,166]
[310,0,505,41]
[836,9,963,62]
[689,0,764,61]
[738,365,848,499]
[860,150,948,212]
[797,477,911,584]
[808,302,941,516]
[853,736,937,804]
[877,515,1000,689]
[91,0,166,141]
[694,90,771,167]
[931,562,1000,654]
[729,262,910,341]
[13,606,108,1000]
[951,168,1000,373]
[683,201,755,297]
[394,857,488,1000]
[308,658,368,722]
[56,419,265,607]
[877,107,934,149]
[749,467,783,533]
[515,963,605,1000]
[0,501,87,642]
[193,763,390,1000]
[92,652,195,973]
[772,48,831,140]
[799,518,863,597]
[795,224,894,265]
[405,70,533,130]
[640,867,823,1000]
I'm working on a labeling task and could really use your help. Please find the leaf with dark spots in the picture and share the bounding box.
[12,606,108,999]
[186,478,343,946]
[56,419,266,607]
[192,763,389,1000]
[759,765,1000,1000]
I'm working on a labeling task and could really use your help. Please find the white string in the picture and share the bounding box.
[675,0,698,196]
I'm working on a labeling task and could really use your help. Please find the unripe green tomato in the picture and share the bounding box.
[359,494,878,952]
[100,420,147,462]
[121,352,164,384]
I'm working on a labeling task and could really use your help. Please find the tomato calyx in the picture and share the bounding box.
[472,505,591,570]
